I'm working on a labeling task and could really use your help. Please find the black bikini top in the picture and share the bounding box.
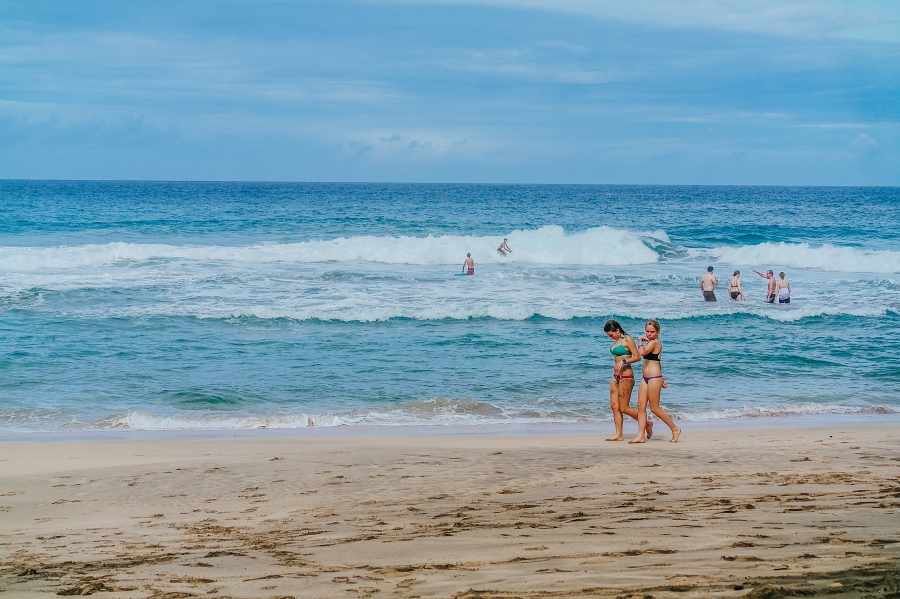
[643,352,660,362]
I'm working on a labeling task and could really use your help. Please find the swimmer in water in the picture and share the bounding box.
[462,253,474,275]
[604,320,652,441]
[776,271,791,304]
[630,320,680,444]
[753,269,777,303]
[700,266,719,301]
[497,238,512,257]
[728,270,745,301]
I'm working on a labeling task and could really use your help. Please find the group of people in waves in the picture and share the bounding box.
[604,319,681,444]
[700,266,792,304]
[461,240,680,444]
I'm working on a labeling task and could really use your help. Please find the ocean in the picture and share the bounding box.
[1,181,898,433]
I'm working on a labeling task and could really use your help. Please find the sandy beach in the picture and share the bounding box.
[2,424,899,598]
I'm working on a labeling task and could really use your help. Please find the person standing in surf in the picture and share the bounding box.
[630,320,680,444]
[462,253,474,275]
[700,266,719,301]
[728,270,745,301]
[497,238,513,257]
[775,272,791,304]
[604,320,652,441]
[753,269,777,303]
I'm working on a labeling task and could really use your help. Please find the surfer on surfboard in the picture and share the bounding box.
[497,238,512,257]
[462,253,474,275]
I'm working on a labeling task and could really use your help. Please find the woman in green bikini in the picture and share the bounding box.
[603,320,651,441]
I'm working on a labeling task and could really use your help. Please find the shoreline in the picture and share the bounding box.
[2,422,899,597]
[2,411,900,443]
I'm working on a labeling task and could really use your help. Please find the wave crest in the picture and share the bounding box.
[702,242,900,273]
[0,226,663,270]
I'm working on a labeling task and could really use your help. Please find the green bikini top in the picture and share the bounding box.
[610,343,632,357]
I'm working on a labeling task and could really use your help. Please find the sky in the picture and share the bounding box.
[0,0,898,184]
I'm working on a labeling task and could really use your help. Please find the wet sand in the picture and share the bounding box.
[1,424,899,598]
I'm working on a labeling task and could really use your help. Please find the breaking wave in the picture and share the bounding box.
[0,225,665,270]
[699,242,900,273]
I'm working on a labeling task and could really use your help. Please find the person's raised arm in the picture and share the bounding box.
[753,270,766,278]
[636,337,660,357]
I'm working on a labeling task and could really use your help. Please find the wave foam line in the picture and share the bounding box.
[701,242,900,273]
[94,402,900,431]
[0,226,664,270]
[82,302,892,323]
[101,411,346,430]
[674,403,900,421]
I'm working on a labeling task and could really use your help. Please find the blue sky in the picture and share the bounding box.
[1,0,898,183]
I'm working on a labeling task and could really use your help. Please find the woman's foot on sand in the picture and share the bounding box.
[646,421,653,439]
[670,427,681,443]
[605,435,624,441]
[628,437,646,444]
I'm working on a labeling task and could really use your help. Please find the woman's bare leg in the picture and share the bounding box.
[606,378,624,441]
[616,376,651,438]
[647,382,680,442]
[629,381,649,443]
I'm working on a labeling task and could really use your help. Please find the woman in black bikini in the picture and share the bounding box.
[728,271,745,301]
[604,320,652,441]
[631,320,680,443]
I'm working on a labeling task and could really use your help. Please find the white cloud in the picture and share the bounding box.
[368,0,900,41]
[339,128,510,160]
[851,132,879,151]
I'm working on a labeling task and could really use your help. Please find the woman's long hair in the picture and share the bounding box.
[604,320,626,335]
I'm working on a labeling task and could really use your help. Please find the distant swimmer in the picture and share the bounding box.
[776,271,791,304]
[753,269,777,303]
[700,266,718,301]
[728,270,745,301]
[462,253,474,275]
[497,238,513,257]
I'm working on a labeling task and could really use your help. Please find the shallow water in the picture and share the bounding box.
[1,182,898,431]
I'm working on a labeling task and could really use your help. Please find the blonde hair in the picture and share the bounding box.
[646,319,661,333]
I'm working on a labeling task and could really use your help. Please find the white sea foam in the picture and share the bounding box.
[700,242,900,273]
[101,411,347,430]
[0,225,662,270]
[82,401,900,431]
[48,295,894,323]
[673,403,900,421]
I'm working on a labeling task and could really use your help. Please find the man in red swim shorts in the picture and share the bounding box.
[462,253,474,275]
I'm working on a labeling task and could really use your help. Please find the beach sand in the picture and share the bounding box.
[1,424,899,598]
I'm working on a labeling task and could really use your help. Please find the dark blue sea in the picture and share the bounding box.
[1,181,899,432]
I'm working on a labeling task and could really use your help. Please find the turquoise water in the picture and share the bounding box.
[1,181,898,431]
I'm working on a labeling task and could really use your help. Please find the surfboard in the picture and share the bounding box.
[454,273,466,276]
